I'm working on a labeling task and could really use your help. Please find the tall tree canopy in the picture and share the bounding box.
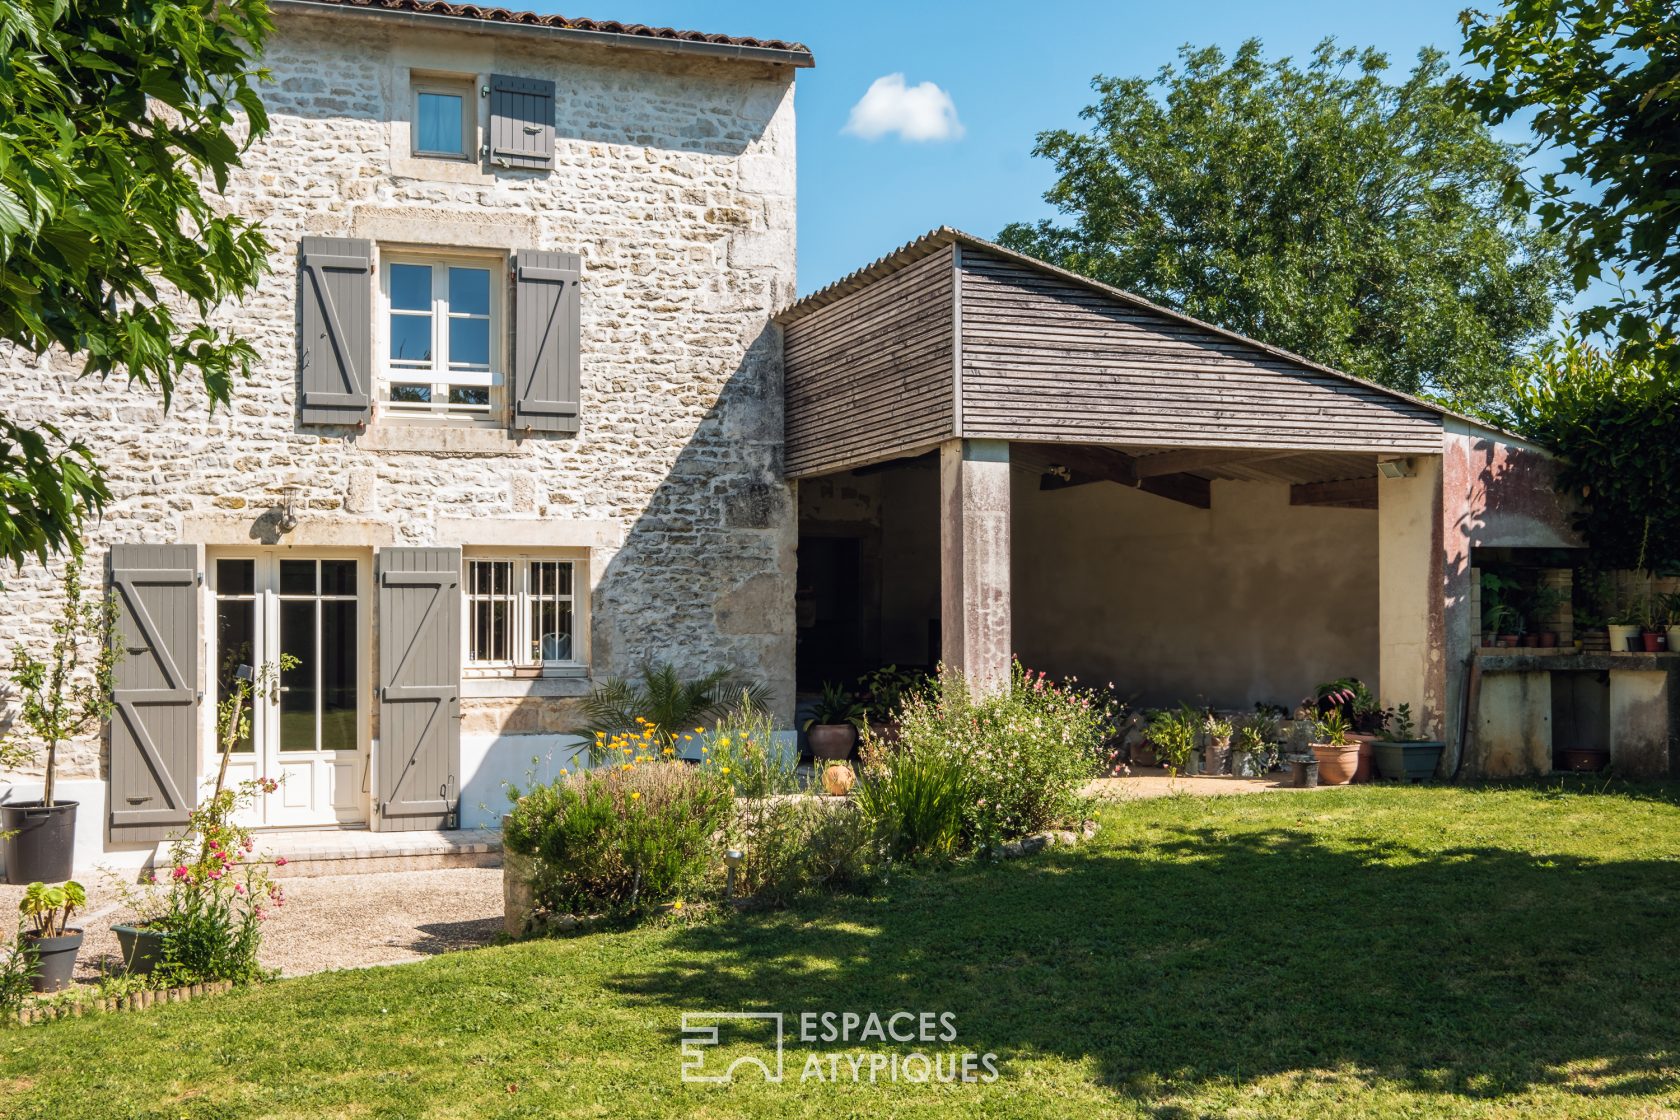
[0,0,272,570]
[1457,0,1680,356]
[998,40,1565,403]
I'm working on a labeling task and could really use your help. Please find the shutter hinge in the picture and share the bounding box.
[196,571,204,586]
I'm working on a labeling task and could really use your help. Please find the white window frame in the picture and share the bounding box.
[410,76,475,161]
[462,553,587,676]
[378,249,505,425]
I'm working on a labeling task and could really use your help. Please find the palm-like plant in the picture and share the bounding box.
[582,659,770,758]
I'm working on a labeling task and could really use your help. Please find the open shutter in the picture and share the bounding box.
[377,547,461,831]
[512,250,582,433]
[488,74,555,170]
[298,236,373,427]
[108,545,199,845]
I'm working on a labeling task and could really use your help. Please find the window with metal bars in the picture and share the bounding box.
[465,557,578,670]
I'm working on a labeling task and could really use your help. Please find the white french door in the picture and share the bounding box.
[207,552,370,827]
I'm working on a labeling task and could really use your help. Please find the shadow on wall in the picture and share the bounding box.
[607,784,1680,1106]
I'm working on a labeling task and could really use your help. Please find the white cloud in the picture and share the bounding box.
[842,74,964,142]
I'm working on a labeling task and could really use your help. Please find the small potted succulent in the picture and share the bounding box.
[803,682,865,762]
[1310,711,1360,785]
[1371,703,1446,782]
[1202,714,1233,776]
[19,880,85,993]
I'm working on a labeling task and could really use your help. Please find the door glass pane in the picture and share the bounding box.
[214,590,256,754]
[389,314,433,365]
[280,559,315,596]
[416,92,464,154]
[279,599,317,752]
[389,264,432,311]
[321,560,356,597]
[448,386,490,407]
[390,383,432,405]
[217,558,255,597]
[320,600,358,752]
[448,267,490,316]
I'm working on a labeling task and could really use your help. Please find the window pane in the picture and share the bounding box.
[389,264,432,312]
[532,561,572,597]
[389,314,433,365]
[214,595,256,754]
[320,600,357,752]
[416,92,463,154]
[448,267,491,316]
[390,383,432,405]
[470,598,510,662]
[532,601,572,662]
[448,386,490,408]
[217,558,254,597]
[321,560,356,597]
[279,599,317,752]
[448,317,490,369]
[279,559,315,595]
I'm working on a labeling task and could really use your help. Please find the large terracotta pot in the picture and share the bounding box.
[1311,743,1360,785]
[1349,733,1378,783]
[807,723,857,762]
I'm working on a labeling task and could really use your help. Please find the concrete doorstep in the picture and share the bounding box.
[148,828,503,880]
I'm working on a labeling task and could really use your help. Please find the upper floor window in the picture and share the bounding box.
[465,556,580,672]
[381,253,503,423]
[412,77,474,160]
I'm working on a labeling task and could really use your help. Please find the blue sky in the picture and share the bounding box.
[548,1,1532,295]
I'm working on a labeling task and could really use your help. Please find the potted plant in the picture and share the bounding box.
[1,554,120,884]
[855,665,923,743]
[1145,707,1198,776]
[1315,679,1385,781]
[1524,585,1565,648]
[1661,592,1680,658]
[1202,714,1233,775]
[1371,703,1446,782]
[803,682,865,762]
[19,879,85,992]
[1233,711,1281,777]
[1310,711,1360,785]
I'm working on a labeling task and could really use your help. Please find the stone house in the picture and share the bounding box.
[0,0,812,868]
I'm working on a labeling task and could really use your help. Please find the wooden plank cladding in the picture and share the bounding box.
[956,246,1444,453]
[781,244,956,478]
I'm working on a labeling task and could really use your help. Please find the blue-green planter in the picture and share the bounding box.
[1372,741,1445,782]
[112,923,168,975]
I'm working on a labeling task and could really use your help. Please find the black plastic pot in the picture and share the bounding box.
[113,923,169,975]
[1,800,77,884]
[25,929,83,993]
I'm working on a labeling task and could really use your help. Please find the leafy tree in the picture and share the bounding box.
[1457,0,1680,354]
[0,0,273,570]
[998,40,1565,402]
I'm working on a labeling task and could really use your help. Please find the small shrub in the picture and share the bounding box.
[0,932,36,1022]
[854,744,968,861]
[702,699,799,798]
[582,659,769,758]
[1146,706,1199,774]
[506,760,731,919]
[729,799,875,906]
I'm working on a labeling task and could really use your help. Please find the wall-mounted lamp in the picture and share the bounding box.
[1377,458,1415,479]
[277,484,302,533]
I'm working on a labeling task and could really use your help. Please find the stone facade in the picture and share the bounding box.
[0,11,800,795]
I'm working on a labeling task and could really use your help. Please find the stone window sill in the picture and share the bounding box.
[460,673,592,699]
[358,423,523,456]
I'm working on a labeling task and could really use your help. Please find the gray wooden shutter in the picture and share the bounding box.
[488,74,555,170]
[377,547,461,832]
[108,545,200,845]
[512,250,582,434]
[298,236,373,427]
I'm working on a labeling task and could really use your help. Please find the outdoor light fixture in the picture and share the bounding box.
[724,848,744,900]
[277,484,302,533]
[1378,458,1415,479]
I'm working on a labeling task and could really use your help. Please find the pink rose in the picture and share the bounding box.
[172,865,189,881]
[274,856,288,867]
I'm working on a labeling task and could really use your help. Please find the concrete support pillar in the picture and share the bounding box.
[940,438,1011,694]
[1378,453,1468,761]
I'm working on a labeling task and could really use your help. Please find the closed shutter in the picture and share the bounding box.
[488,74,555,170]
[377,547,461,831]
[298,236,373,427]
[108,545,200,845]
[512,250,582,434]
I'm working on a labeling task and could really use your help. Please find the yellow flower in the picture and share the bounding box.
[720,767,731,776]
[662,747,674,756]
[717,736,731,749]
[693,727,704,734]
[630,791,641,800]
[672,899,684,911]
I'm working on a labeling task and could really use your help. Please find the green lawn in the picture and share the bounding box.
[5,782,1680,1118]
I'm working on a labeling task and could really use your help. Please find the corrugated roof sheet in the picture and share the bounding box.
[282,0,813,64]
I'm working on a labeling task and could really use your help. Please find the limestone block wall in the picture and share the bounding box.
[0,12,800,783]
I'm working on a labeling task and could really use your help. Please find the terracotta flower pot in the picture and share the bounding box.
[1131,741,1159,768]
[807,723,857,762]
[1311,743,1360,785]
[1537,631,1558,648]
[1349,733,1377,783]
[821,762,855,796]
[1640,629,1665,653]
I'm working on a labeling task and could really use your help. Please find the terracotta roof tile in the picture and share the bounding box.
[284,0,812,63]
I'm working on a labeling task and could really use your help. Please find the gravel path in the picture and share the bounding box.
[1,867,505,984]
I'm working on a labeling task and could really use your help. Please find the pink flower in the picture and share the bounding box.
[209,867,223,880]
[234,883,246,895]
[274,856,288,867]
[172,865,189,881]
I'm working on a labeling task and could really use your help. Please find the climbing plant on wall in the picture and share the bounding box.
[1496,334,1680,573]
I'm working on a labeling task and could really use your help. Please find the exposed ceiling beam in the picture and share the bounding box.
[1038,444,1212,509]
[1290,477,1378,510]
[1130,448,1304,478]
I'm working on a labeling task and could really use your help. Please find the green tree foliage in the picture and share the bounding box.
[1494,332,1680,571]
[998,40,1565,402]
[0,0,274,570]
[1457,0,1680,354]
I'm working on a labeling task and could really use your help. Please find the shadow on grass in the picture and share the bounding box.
[608,784,1680,1110]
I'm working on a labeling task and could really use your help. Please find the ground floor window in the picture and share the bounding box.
[465,555,581,672]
